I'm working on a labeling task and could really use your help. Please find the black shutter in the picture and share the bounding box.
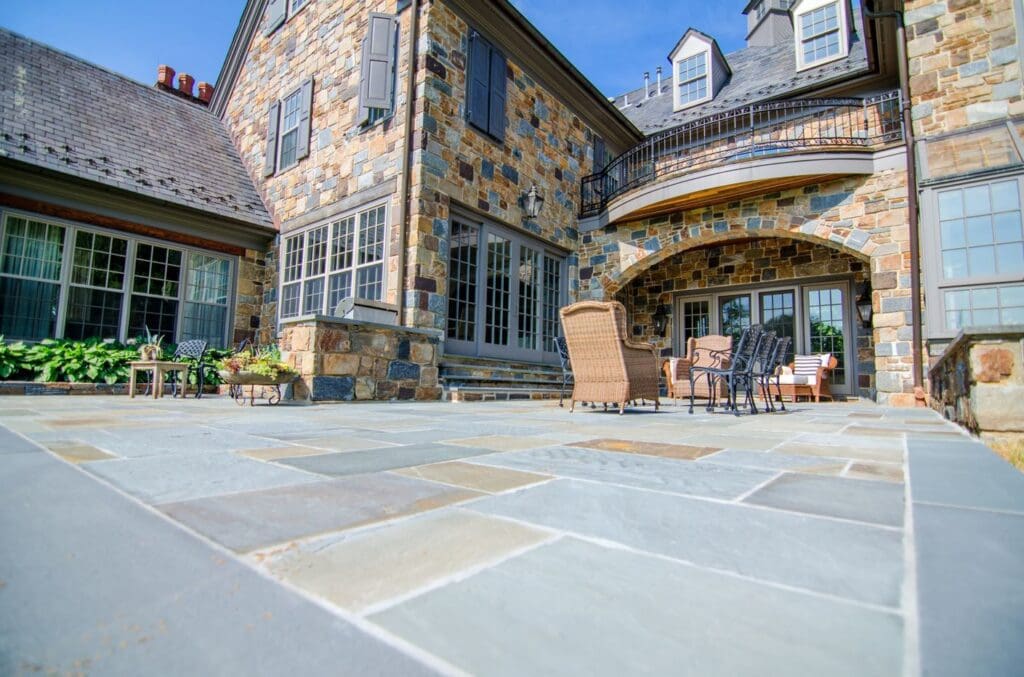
[487,49,506,141]
[467,31,490,132]
[358,13,399,123]
[264,100,280,177]
[264,0,286,36]
[593,136,606,171]
[296,77,313,161]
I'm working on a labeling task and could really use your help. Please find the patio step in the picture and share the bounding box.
[439,355,566,402]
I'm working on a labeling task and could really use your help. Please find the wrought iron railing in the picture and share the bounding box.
[580,90,903,218]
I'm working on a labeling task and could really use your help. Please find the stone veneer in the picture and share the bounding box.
[279,317,441,401]
[576,166,916,402]
[930,327,1024,464]
[403,0,604,329]
[618,238,875,396]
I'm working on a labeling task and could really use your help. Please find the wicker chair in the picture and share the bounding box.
[777,353,838,402]
[559,301,660,414]
[663,335,732,404]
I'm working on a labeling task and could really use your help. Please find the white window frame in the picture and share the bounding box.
[922,173,1024,338]
[793,0,849,71]
[278,201,390,321]
[676,53,709,108]
[670,33,715,112]
[0,209,236,346]
[277,85,303,172]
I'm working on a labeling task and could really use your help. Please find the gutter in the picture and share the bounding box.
[395,0,421,326]
[865,1,925,391]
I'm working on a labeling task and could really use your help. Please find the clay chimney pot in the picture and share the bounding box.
[197,82,215,104]
[157,64,175,88]
[177,73,195,97]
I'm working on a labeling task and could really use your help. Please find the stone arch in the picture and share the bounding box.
[599,225,876,298]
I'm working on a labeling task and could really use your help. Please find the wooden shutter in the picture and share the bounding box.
[264,100,280,177]
[487,49,506,141]
[358,13,398,123]
[264,0,286,36]
[296,77,313,161]
[467,31,490,132]
[593,136,606,171]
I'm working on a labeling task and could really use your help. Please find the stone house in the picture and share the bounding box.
[0,29,275,351]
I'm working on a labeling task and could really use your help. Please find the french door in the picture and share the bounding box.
[672,280,854,395]
[446,216,566,364]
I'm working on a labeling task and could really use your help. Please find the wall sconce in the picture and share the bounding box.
[856,290,874,327]
[522,184,545,220]
[653,304,670,337]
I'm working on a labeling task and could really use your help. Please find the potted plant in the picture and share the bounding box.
[138,329,164,361]
[216,345,297,385]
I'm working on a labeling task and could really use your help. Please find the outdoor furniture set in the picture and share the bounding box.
[559,301,836,416]
[128,339,211,400]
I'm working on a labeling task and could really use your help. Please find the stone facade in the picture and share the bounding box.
[279,317,441,401]
[617,238,875,395]
[930,328,1024,466]
[578,164,915,401]
[403,1,605,329]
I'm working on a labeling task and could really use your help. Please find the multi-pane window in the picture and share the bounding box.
[446,217,565,363]
[0,213,233,345]
[677,53,708,105]
[0,217,65,340]
[679,299,710,345]
[65,231,128,340]
[278,88,303,170]
[932,177,1024,333]
[800,3,841,65]
[289,0,307,13]
[279,204,387,320]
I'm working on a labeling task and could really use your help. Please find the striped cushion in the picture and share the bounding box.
[793,355,822,376]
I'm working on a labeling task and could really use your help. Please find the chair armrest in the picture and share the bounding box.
[623,339,657,353]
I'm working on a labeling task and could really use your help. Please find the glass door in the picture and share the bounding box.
[719,293,752,344]
[759,290,797,363]
[804,284,853,395]
[674,296,710,353]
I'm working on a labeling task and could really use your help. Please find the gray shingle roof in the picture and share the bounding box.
[0,29,272,229]
[613,15,870,135]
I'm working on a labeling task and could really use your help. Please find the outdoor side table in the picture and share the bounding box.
[128,361,189,399]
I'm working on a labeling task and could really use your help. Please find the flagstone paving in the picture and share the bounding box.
[1,395,1022,676]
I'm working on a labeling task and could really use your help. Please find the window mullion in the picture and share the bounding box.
[54,225,73,339]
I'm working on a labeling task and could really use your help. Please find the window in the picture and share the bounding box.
[446,214,565,363]
[264,79,313,176]
[264,0,309,36]
[0,213,234,345]
[798,2,842,67]
[928,176,1024,334]
[279,203,387,320]
[676,53,708,107]
[466,30,507,142]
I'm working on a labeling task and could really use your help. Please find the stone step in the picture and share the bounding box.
[446,384,568,403]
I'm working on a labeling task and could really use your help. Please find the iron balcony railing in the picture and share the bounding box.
[580,90,904,218]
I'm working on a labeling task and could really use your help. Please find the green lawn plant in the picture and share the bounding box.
[0,336,30,379]
[24,338,138,384]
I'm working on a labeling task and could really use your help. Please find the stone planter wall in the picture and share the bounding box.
[929,326,1024,459]
[279,317,442,401]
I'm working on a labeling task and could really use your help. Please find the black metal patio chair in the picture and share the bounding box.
[555,336,572,407]
[755,335,791,413]
[689,324,764,416]
[167,339,210,398]
[745,331,780,413]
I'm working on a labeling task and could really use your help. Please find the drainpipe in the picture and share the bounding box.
[395,0,421,327]
[865,1,924,391]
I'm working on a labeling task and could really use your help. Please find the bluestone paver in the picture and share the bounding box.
[908,438,1024,513]
[278,443,496,476]
[744,473,905,527]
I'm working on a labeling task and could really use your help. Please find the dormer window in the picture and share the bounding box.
[669,28,730,112]
[677,54,708,106]
[793,0,850,70]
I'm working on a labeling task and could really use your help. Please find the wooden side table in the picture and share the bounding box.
[129,361,189,399]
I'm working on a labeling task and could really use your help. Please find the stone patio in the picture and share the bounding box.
[1,396,1022,675]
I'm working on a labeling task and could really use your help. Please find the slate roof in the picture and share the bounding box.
[0,29,272,229]
[613,13,871,135]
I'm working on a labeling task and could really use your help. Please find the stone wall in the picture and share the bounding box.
[577,165,916,401]
[279,317,441,401]
[906,0,1022,138]
[234,246,274,346]
[930,327,1024,465]
[617,238,875,395]
[404,0,604,329]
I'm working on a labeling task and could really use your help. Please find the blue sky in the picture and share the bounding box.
[0,1,750,97]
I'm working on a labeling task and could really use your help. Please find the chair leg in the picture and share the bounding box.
[688,376,696,414]
[569,398,575,413]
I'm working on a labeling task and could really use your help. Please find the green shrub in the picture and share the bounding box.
[23,338,138,384]
[0,337,30,379]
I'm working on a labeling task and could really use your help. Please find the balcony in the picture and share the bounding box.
[580,91,904,221]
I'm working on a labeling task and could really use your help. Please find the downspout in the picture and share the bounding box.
[865,1,924,391]
[395,0,421,326]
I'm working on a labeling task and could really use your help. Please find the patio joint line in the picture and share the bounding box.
[382,468,557,497]
[911,499,1024,518]
[732,470,786,503]
[2,424,464,677]
[460,504,905,617]
[899,433,922,677]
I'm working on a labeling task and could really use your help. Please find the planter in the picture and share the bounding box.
[218,370,297,385]
[139,345,161,361]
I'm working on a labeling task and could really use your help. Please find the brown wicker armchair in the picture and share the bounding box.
[663,335,732,404]
[559,301,660,414]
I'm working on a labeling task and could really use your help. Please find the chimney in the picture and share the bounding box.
[157,64,175,89]
[198,82,215,104]
[177,73,195,97]
[656,67,663,95]
[643,72,650,100]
